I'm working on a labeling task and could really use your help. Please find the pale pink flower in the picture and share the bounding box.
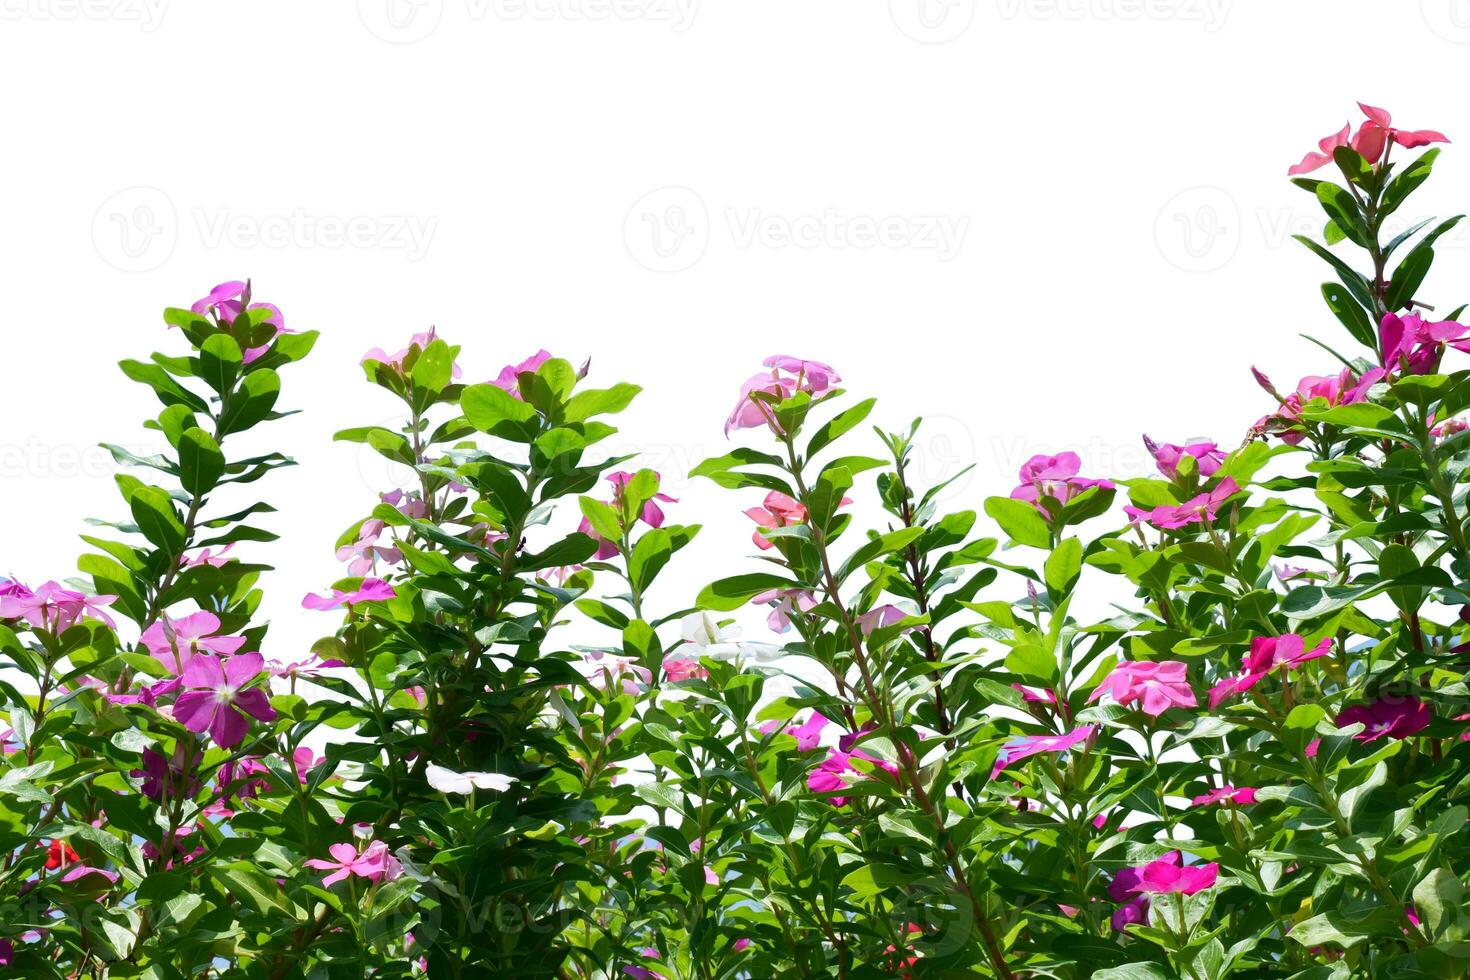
[1088,660,1196,716]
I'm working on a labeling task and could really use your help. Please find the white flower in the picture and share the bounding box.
[681,611,744,661]
[425,764,519,795]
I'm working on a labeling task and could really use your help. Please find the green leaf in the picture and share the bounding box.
[564,383,641,422]
[698,573,793,612]
[199,333,243,394]
[985,497,1051,549]
[177,428,225,497]
[461,383,537,436]
[1006,642,1057,682]
[1386,244,1434,313]
[1320,283,1375,349]
[1045,537,1082,595]
[806,397,876,457]
[1413,868,1469,942]
[129,486,186,553]
[1315,182,1371,248]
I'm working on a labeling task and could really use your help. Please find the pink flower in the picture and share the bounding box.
[990,725,1095,780]
[1288,121,1354,176]
[1252,367,1386,444]
[1126,479,1240,531]
[733,938,751,952]
[661,656,707,683]
[181,545,234,568]
[789,712,831,751]
[806,746,898,807]
[59,864,120,888]
[305,840,401,887]
[752,587,818,633]
[381,489,429,520]
[132,745,200,801]
[171,653,277,749]
[490,350,552,397]
[745,491,807,550]
[1128,856,1219,896]
[1010,453,1114,517]
[362,328,461,378]
[302,578,397,611]
[856,604,909,636]
[0,581,117,631]
[1380,312,1470,375]
[725,356,841,436]
[1208,634,1330,710]
[1337,697,1432,742]
[336,520,403,576]
[1352,103,1449,164]
[268,653,346,680]
[1191,786,1258,807]
[1111,897,1151,932]
[190,281,295,364]
[577,471,678,560]
[1144,437,1225,480]
[1088,661,1196,717]
[140,611,246,675]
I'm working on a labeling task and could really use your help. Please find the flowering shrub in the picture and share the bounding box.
[4,102,1470,978]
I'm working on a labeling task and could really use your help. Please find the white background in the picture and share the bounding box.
[5,0,1470,657]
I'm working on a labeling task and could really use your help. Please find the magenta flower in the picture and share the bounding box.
[725,356,841,436]
[302,578,397,611]
[1380,311,1470,375]
[1126,479,1240,531]
[362,327,462,378]
[490,349,553,397]
[1128,856,1219,896]
[171,652,276,749]
[305,840,400,887]
[1192,786,1258,807]
[989,725,1095,780]
[1010,453,1114,517]
[1337,697,1432,742]
[789,712,831,752]
[806,746,898,807]
[1208,634,1330,710]
[752,587,818,633]
[0,581,117,632]
[1088,660,1196,717]
[132,745,200,801]
[1252,367,1386,444]
[1144,437,1225,480]
[140,611,246,675]
[190,281,294,363]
